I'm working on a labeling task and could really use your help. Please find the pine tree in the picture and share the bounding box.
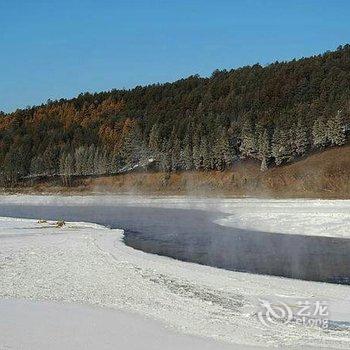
[239,118,257,159]
[192,132,202,170]
[258,128,269,159]
[171,136,181,171]
[86,145,96,175]
[255,122,264,151]
[327,111,346,146]
[294,118,309,156]
[121,125,146,169]
[74,146,86,175]
[96,148,109,175]
[213,127,233,170]
[148,124,161,158]
[258,128,270,171]
[3,146,28,184]
[180,134,193,170]
[200,137,211,170]
[93,148,101,174]
[271,128,280,165]
[30,156,45,177]
[220,133,233,170]
[41,146,60,176]
[271,127,292,165]
[312,118,328,148]
[109,151,123,174]
[159,139,172,172]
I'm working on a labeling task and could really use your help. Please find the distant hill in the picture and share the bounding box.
[1,44,350,188]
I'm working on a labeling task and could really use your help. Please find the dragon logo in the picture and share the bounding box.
[257,299,294,327]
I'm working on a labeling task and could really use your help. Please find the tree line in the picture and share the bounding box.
[0,45,350,185]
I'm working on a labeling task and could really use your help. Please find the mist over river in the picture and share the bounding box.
[0,196,349,284]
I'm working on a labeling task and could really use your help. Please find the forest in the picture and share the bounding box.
[0,44,350,185]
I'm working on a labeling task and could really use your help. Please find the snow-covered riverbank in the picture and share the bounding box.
[1,207,350,349]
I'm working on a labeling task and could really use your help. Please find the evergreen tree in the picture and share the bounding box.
[2,146,28,184]
[294,118,309,156]
[30,156,45,177]
[213,127,233,170]
[327,111,346,146]
[86,145,96,174]
[171,136,182,171]
[180,134,193,170]
[93,148,101,174]
[199,137,211,170]
[258,128,270,171]
[121,125,145,168]
[41,146,60,176]
[74,146,86,175]
[192,133,202,170]
[159,139,172,172]
[148,124,161,158]
[239,118,257,159]
[96,148,109,174]
[312,118,328,148]
[271,127,292,166]
[109,151,123,173]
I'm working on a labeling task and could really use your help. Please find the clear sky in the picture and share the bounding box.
[1,0,349,112]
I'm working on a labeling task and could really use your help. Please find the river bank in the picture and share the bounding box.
[1,214,349,349]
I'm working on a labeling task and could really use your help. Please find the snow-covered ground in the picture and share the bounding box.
[0,299,240,350]
[1,195,350,349]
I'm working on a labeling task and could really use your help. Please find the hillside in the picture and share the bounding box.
[1,44,350,190]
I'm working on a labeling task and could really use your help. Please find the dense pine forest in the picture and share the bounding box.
[1,45,350,186]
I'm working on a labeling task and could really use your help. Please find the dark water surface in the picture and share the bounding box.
[0,204,349,284]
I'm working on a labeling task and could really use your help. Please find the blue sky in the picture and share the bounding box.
[1,0,349,112]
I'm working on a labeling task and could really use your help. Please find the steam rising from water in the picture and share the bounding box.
[0,195,350,284]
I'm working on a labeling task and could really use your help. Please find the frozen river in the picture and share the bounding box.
[0,195,350,283]
[1,195,350,349]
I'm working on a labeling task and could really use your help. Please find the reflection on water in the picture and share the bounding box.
[0,204,349,284]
